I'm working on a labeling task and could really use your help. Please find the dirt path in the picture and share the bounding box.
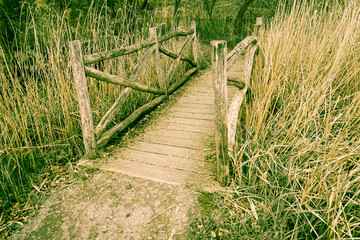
[10,57,245,239]
[10,171,200,240]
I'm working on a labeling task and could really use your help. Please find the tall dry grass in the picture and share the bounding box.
[227,1,360,238]
[0,0,190,215]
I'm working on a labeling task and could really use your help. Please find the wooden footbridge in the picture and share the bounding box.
[70,20,261,188]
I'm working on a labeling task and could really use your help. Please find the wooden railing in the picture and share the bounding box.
[211,18,262,185]
[69,22,198,158]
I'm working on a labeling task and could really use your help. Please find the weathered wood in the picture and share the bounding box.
[130,141,204,160]
[227,89,247,155]
[253,17,263,35]
[96,67,197,148]
[97,95,167,148]
[256,17,263,25]
[95,88,131,137]
[165,34,195,88]
[191,21,198,64]
[94,45,156,137]
[84,29,194,65]
[158,46,196,67]
[85,66,165,95]
[227,44,258,162]
[226,36,257,70]
[119,148,212,174]
[69,40,97,157]
[211,40,229,186]
[140,134,205,150]
[150,27,167,96]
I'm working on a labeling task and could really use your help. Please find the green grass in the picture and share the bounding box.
[188,1,360,239]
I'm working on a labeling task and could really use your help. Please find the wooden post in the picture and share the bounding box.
[211,40,229,186]
[191,21,198,64]
[253,17,262,35]
[69,40,97,158]
[149,27,167,97]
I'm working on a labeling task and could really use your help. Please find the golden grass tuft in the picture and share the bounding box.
[0,0,191,218]
[229,0,360,238]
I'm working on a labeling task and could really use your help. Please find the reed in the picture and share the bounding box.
[0,0,190,218]
[189,1,360,238]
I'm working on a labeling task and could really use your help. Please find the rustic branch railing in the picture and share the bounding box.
[69,22,198,158]
[211,18,262,186]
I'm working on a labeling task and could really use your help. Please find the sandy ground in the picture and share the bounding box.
[9,171,201,240]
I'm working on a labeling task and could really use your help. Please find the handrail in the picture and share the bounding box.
[69,22,198,158]
[226,36,257,70]
[83,28,194,65]
[211,18,262,186]
[227,44,258,156]
[84,66,166,94]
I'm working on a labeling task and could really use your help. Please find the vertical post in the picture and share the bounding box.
[191,21,198,65]
[149,27,167,97]
[69,40,97,158]
[253,17,263,35]
[211,40,229,186]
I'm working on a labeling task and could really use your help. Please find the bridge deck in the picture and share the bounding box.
[81,56,245,189]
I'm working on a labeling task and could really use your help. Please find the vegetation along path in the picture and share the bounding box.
[10,55,246,239]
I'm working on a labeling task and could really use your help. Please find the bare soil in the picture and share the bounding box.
[9,171,200,240]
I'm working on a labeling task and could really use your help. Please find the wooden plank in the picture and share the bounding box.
[150,122,212,134]
[163,116,214,126]
[168,112,214,120]
[145,128,207,140]
[185,91,215,96]
[177,95,214,103]
[85,66,164,95]
[96,68,197,149]
[69,40,97,158]
[175,98,214,106]
[137,134,205,149]
[169,106,214,114]
[185,89,214,94]
[178,95,214,101]
[171,103,214,110]
[211,40,229,186]
[129,141,204,160]
[94,158,210,186]
[118,149,212,173]
[83,28,194,64]
[158,122,214,133]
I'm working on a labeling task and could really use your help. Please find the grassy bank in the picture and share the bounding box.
[0,0,195,234]
[189,1,360,239]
